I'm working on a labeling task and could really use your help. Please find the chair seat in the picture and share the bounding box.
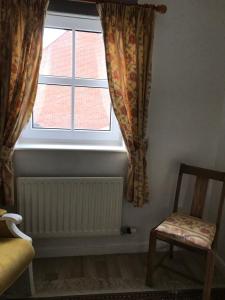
[156,212,216,249]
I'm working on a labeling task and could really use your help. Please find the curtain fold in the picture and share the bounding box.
[0,0,49,206]
[97,2,156,207]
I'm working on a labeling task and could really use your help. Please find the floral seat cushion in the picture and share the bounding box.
[156,212,216,249]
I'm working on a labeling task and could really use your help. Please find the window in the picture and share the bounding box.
[18,13,122,148]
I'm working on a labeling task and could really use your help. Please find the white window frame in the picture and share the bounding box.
[18,13,122,148]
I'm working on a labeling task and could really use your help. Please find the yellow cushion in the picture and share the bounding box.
[156,212,216,249]
[0,238,35,295]
[0,209,7,217]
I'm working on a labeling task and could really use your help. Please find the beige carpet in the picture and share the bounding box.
[33,251,225,297]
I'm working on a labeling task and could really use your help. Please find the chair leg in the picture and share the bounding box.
[169,244,174,259]
[146,230,157,287]
[202,250,215,300]
[28,263,35,296]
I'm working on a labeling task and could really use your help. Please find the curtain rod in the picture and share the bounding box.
[69,0,167,14]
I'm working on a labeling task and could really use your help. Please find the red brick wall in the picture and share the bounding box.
[34,30,110,130]
[40,31,72,77]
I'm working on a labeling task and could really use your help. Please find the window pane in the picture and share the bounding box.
[74,87,111,130]
[40,28,72,77]
[75,31,107,79]
[33,84,71,129]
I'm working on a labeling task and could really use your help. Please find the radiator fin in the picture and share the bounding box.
[17,177,123,238]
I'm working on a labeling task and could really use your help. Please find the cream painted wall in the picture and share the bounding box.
[14,0,225,257]
[139,0,225,261]
[214,100,225,261]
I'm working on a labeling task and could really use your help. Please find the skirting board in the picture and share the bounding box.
[34,240,170,258]
[34,241,150,258]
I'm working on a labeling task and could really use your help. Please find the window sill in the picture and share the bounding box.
[15,143,127,153]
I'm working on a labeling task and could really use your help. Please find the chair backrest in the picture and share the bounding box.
[173,163,225,242]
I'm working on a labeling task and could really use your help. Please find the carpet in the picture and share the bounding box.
[7,252,225,300]
[13,288,225,300]
[33,252,225,294]
[32,252,225,296]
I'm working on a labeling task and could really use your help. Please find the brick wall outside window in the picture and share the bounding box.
[34,30,110,131]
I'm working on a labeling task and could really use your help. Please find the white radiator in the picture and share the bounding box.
[17,177,123,238]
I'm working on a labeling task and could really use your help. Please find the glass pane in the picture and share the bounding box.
[75,31,107,79]
[33,84,71,129]
[74,87,111,130]
[40,28,72,77]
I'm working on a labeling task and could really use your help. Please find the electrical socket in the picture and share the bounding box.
[121,226,137,234]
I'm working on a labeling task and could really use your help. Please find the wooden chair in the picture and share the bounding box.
[146,163,225,300]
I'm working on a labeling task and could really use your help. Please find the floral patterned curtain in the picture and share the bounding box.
[0,0,49,206]
[97,2,161,207]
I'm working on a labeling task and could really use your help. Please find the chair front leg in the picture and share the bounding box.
[146,229,157,287]
[203,249,215,300]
